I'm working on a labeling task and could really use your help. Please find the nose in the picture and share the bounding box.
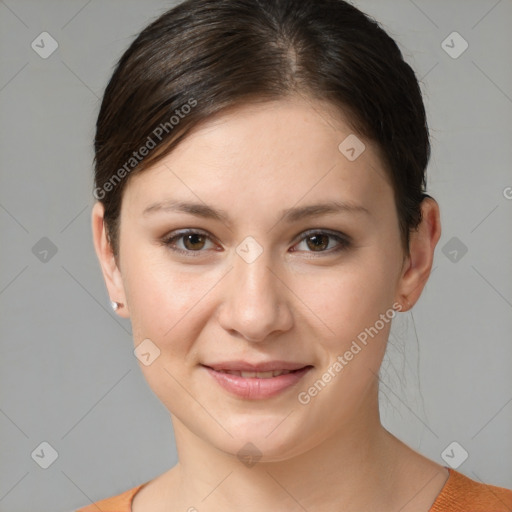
[216,247,293,342]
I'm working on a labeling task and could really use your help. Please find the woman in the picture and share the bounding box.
[79,0,512,510]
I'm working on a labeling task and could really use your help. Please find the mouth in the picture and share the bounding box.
[212,368,298,378]
[200,361,313,399]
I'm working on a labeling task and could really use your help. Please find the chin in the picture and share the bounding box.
[210,414,314,463]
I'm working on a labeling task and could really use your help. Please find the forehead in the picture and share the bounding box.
[166,97,374,168]
[123,97,392,217]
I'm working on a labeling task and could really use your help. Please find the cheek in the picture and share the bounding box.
[123,247,221,355]
[292,256,398,352]
[122,254,216,414]
[289,260,397,428]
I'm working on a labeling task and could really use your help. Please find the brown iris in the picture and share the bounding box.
[305,234,329,251]
[183,233,207,251]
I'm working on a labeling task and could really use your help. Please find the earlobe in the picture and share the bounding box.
[395,198,441,312]
[91,202,130,318]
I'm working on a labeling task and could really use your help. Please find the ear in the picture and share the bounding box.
[91,202,130,318]
[395,197,441,312]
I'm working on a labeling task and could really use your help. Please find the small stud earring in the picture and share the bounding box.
[394,298,410,311]
[111,300,122,311]
[401,297,412,310]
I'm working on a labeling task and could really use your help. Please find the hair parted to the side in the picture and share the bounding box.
[94,0,431,260]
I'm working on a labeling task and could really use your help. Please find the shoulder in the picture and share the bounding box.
[430,468,512,511]
[75,481,148,512]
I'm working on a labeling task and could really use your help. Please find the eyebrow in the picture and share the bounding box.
[142,199,370,224]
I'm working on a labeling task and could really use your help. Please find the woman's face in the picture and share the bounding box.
[97,97,414,461]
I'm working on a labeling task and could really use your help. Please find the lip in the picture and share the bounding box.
[205,360,310,372]
[201,361,313,400]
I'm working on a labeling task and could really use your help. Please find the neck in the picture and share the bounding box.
[168,386,404,511]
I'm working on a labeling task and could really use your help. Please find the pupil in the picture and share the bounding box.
[185,234,204,250]
[308,234,328,251]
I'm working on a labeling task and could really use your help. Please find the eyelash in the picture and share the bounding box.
[161,229,351,258]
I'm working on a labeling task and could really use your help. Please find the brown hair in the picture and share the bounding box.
[94,0,431,259]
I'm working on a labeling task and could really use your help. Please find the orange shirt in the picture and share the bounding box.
[75,468,512,511]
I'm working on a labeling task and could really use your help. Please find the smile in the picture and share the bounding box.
[215,369,294,378]
[201,363,313,399]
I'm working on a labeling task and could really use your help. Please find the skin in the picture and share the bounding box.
[92,96,446,511]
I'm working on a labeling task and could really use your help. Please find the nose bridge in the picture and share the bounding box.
[232,240,279,302]
[218,238,291,341]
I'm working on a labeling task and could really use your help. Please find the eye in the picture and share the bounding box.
[162,229,217,256]
[161,228,351,257]
[291,229,351,255]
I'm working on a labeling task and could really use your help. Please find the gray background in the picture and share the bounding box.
[0,1,511,511]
